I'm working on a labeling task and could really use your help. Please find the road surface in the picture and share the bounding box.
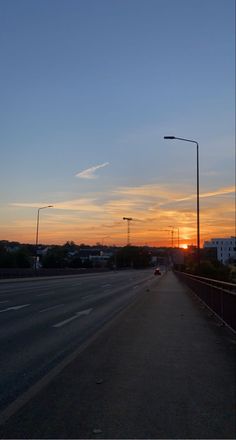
[0,269,157,413]
[1,270,235,438]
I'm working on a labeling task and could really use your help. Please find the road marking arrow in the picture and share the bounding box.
[53,308,93,328]
[0,304,30,313]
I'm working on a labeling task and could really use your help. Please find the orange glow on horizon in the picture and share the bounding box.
[1,182,234,246]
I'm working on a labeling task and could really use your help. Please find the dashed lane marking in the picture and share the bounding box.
[0,304,30,313]
[53,308,93,328]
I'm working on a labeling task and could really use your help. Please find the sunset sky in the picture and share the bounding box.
[1,0,235,247]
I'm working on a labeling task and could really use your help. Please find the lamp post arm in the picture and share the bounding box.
[172,137,198,147]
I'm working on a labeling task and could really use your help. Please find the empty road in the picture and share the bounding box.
[0,269,158,412]
[0,270,235,439]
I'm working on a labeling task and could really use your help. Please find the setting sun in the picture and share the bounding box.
[180,244,188,249]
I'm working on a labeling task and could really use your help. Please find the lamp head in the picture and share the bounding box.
[164,136,175,139]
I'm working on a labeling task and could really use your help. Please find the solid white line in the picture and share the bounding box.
[53,308,93,328]
[39,304,64,313]
[0,304,30,313]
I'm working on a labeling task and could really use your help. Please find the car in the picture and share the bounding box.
[154,268,161,275]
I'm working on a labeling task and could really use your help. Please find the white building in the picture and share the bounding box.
[203,237,236,265]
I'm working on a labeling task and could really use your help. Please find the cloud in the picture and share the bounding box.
[10,199,104,213]
[6,182,235,246]
[75,162,109,179]
[173,185,235,203]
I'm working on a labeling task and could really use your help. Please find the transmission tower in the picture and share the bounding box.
[123,217,133,245]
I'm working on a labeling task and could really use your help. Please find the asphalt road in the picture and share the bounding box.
[0,269,157,413]
[0,270,235,439]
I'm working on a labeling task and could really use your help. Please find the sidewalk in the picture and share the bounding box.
[0,271,235,439]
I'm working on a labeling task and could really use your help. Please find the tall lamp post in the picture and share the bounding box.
[35,205,53,270]
[164,136,200,267]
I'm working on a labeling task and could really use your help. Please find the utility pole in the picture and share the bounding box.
[123,217,133,245]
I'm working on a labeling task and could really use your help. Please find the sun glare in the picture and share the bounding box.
[180,244,188,249]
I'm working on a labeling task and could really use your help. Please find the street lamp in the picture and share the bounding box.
[164,136,200,266]
[35,205,53,270]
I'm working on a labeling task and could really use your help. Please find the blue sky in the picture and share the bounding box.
[0,0,235,246]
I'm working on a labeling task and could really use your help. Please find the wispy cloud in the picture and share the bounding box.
[173,185,235,203]
[10,198,103,212]
[75,162,109,179]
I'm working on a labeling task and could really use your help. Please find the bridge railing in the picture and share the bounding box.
[175,271,236,332]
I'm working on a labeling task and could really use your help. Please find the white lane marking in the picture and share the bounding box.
[53,308,93,328]
[39,304,64,313]
[0,301,9,304]
[0,304,30,313]
[101,284,112,288]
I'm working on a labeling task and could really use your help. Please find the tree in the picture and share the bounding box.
[0,246,15,268]
[14,248,32,268]
[185,259,231,282]
[116,246,151,269]
[42,246,67,268]
[68,256,82,268]
[0,245,31,268]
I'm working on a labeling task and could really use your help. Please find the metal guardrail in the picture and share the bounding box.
[175,271,236,332]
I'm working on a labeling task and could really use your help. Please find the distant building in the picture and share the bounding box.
[203,237,236,265]
[78,248,114,265]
